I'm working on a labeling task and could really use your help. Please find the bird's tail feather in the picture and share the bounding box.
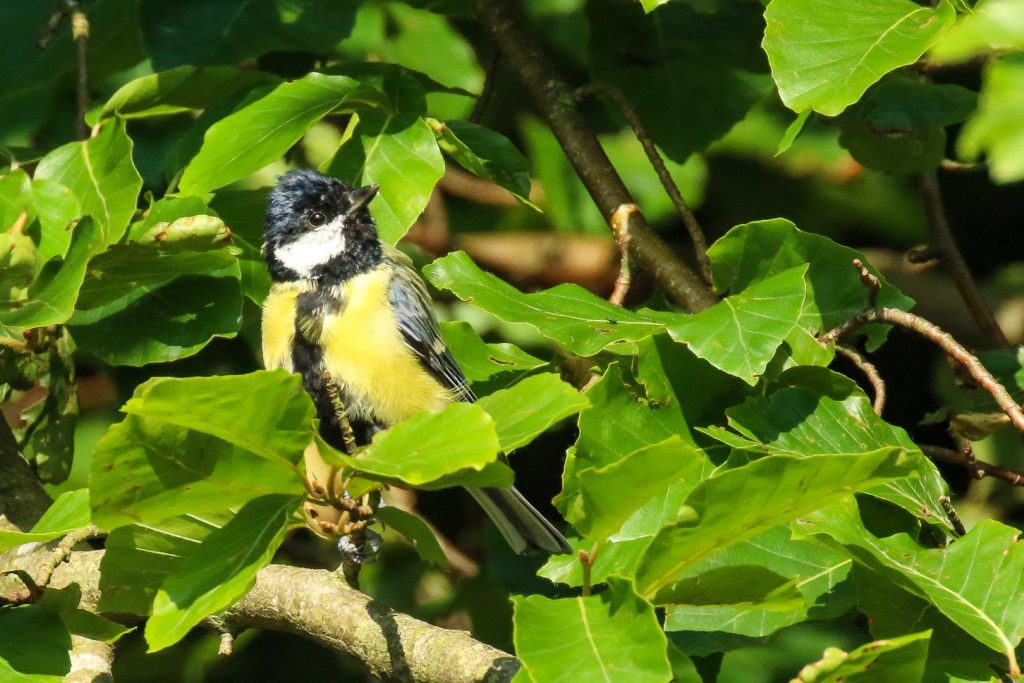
[466,486,572,555]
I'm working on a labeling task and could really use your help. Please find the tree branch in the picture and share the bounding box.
[833,345,886,416]
[821,306,1024,436]
[0,550,518,683]
[573,81,712,285]
[473,0,717,312]
[0,417,52,532]
[922,444,1024,488]
[919,171,1008,348]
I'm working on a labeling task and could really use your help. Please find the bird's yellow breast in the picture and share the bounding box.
[322,267,450,425]
[261,268,450,427]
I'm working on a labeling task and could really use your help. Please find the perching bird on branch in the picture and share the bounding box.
[260,169,571,556]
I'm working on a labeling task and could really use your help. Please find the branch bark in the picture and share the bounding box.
[0,550,517,683]
[473,0,717,313]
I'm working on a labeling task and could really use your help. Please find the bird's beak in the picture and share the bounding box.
[348,184,380,214]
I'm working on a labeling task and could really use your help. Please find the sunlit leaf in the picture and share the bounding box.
[791,631,930,683]
[0,490,90,552]
[477,373,588,452]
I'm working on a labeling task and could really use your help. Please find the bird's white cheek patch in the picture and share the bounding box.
[276,218,346,277]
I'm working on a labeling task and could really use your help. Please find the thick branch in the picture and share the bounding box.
[919,171,1008,348]
[821,307,1024,435]
[473,0,716,312]
[0,550,517,683]
[0,418,52,531]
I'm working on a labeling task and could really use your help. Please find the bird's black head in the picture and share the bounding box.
[263,169,383,283]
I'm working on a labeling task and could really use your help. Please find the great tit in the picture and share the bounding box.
[261,169,571,555]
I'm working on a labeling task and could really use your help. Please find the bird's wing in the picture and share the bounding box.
[387,262,477,403]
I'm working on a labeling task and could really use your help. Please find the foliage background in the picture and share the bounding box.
[3,0,1024,681]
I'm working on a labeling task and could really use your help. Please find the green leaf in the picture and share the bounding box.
[98,66,278,120]
[840,77,978,131]
[37,584,133,643]
[588,0,772,162]
[791,631,930,683]
[0,218,100,336]
[208,189,272,303]
[34,120,143,247]
[375,506,448,568]
[777,110,812,156]
[805,498,1024,670]
[713,378,953,530]
[763,0,956,116]
[323,112,445,244]
[0,490,90,552]
[98,513,230,615]
[513,577,672,683]
[68,274,242,366]
[146,494,298,652]
[139,0,357,70]
[90,414,301,530]
[959,58,1024,184]
[425,251,664,356]
[634,448,918,598]
[839,126,946,174]
[662,526,854,644]
[930,0,1024,63]
[0,605,71,681]
[707,218,913,347]
[179,73,365,196]
[30,178,80,263]
[122,372,315,467]
[438,321,546,382]
[429,118,533,205]
[476,374,588,452]
[661,266,807,385]
[571,437,707,541]
[336,403,509,489]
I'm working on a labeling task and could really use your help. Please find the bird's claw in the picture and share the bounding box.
[338,528,383,565]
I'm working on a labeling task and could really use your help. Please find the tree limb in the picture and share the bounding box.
[473,0,717,312]
[0,550,518,683]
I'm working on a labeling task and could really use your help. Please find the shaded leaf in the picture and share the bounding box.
[804,498,1024,670]
[99,66,278,120]
[0,605,71,681]
[146,494,298,651]
[376,506,449,568]
[68,274,243,366]
[513,577,671,683]
[139,0,357,69]
[99,513,230,615]
[90,414,301,530]
[429,118,533,204]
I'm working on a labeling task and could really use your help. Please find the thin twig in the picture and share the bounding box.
[919,171,1007,348]
[938,495,967,537]
[323,371,357,456]
[469,50,500,123]
[608,204,635,306]
[574,82,712,285]
[71,6,89,141]
[922,444,1024,487]
[939,159,985,173]
[834,345,886,415]
[473,0,717,313]
[35,525,102,588]
[822,306,1024,435]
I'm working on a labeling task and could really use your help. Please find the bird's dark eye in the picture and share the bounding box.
[308,211,327,228]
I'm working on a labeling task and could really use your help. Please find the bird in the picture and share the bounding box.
[261,169,571,556]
